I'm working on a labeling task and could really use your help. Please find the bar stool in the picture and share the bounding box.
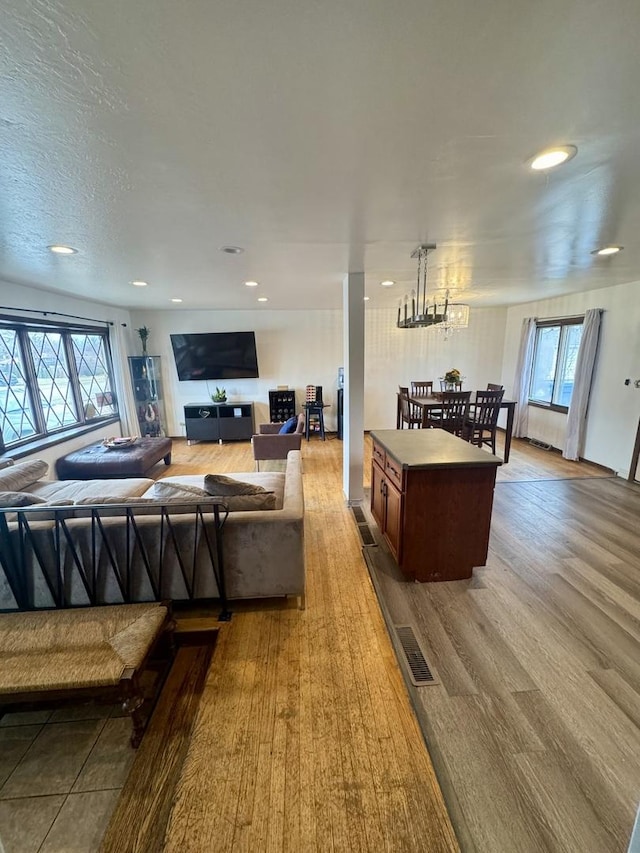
[304,402,327,440]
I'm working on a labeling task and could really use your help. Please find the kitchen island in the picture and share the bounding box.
[370,429,502,582]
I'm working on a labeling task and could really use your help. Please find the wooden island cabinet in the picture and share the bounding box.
[370,429,502,582]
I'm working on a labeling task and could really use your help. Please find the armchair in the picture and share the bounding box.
[251,413,305,469]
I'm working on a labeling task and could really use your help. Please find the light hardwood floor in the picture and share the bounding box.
[148,436,459,852]
[364,435,640,853]
[111,432,636,852]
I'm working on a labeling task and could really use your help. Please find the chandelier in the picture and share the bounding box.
[434,296,470,338]
[396,244,470,331]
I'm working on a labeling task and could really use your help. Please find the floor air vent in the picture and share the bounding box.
[394,625,438,686]
[351,505,367,524]
[350,505,376,546]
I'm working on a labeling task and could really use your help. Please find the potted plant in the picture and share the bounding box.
[211,386,227,403]
[441,368,462,390]
[136,326,150,356]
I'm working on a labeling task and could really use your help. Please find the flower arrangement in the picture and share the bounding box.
[135,326,150,355]
[443,368,461,384]
[211,386,227,403]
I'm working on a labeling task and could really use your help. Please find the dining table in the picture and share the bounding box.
[397,392,518,463]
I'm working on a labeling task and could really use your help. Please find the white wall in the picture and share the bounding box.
[365,307,508,429]
[18,278,633,467]
[128,309,344,434]
[501,279,640,475]
[132,304,508,435]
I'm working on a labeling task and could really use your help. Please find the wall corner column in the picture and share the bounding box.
[342,272,365,503]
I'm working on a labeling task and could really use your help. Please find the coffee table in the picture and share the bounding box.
[56,436,173,480]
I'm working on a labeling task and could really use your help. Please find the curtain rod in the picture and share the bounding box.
[0,305,127,327]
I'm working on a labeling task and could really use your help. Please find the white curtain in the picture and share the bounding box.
[110,323,140,437]
[512,317,536,438]
[563,308,603,461]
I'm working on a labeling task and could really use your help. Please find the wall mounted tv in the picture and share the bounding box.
[170,331,259,381]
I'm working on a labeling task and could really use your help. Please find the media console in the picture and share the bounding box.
[184,402,254,444]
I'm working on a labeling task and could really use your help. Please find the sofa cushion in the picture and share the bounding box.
[205,492,277,512]
[148,481,212,502]
[278,415,299,435]
[0,491,48,508]
[26,477,155,503]
[203,474,273,497]
[0,459,49,492]
[149,480,275,512]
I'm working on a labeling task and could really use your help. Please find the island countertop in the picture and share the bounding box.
[370,429,502,470]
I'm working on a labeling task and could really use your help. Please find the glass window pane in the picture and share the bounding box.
[0,329,38,443]
[71,334,117,419]
[553,324,583,407]
[28,331,78,429]
[530,326,560,404]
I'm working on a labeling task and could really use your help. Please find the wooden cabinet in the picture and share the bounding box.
[184,403,254,444]
[370,430,501,582]
[371,444,403,561]
[128,356,167,437]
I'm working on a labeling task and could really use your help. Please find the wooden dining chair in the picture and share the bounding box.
[463,389,504,454]
[424,390,471,436]
[487,383,504,391]
[410,380,433,396]
[397,387,422,429]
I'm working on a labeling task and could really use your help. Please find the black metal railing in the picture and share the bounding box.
[0,501,230,618]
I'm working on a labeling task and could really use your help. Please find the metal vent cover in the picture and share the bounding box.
[394,625,439,686]
[350,505,376,547]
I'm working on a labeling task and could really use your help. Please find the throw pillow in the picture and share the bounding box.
[206,492,277,512]
[203,474,272,497]
[149,482,212,501]
[0,459,49,492]
[74,495,158,505]
[278,415,299,435]
[0,491,48,508]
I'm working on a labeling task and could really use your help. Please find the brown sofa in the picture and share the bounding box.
[251,413,305,469]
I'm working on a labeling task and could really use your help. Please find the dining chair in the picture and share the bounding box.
[397,387,422,429]
[424,390,471,436]
[487,383,504,391]
[410,380,433,396]
[463,389,504,454]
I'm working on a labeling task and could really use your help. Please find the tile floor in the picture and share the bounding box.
[0,703,134,852]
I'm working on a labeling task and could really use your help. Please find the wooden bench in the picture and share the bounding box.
[0,603,175,747]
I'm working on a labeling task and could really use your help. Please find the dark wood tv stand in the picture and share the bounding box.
[184,402,254,444]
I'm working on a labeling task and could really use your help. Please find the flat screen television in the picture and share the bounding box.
[170,331,259,381]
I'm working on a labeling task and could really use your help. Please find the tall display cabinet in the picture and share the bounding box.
[128,356,167,437]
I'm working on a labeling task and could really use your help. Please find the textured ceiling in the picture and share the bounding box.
[1,0,640,311]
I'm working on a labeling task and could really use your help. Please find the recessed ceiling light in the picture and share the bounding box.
[48,244,77,255]
[171,298,183,303]
[381,280,395,287]
[364,296,370,301]
[220,245,244,254]
[529,145,577,171]
[244,280,259,287]
[592,245,623,256]
[131,280,148,287]
[257,296,268,302]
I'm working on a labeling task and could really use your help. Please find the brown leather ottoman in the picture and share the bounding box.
[56,437,173,480]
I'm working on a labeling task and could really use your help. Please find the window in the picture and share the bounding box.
[0,319,118,451]
[529,317,583,411]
